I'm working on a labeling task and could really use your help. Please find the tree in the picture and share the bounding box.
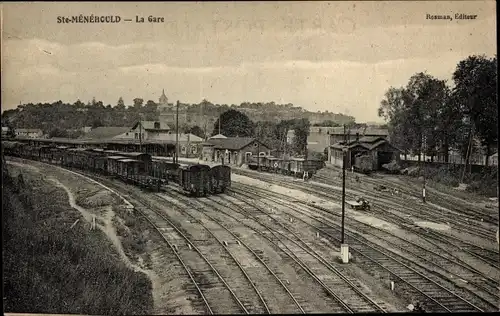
[133,98,144,109]
[116,97,125,109]
[91,119,103,129]
[378,87,414,159]
[379,73,451,162]
[312,120,340,127]
[48,127,68,138]
[212,109,254,137]
[144,100,157,112]
[292,118,310,157]
[451,55,497,166]
[189,125,205,139]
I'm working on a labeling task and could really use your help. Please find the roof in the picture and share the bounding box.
[210,134,227,139]
[118,158,140,163]
[13,137,177,146]
[358,136,386,143]
[133,120,171,131]
[80,127,130,140]
[118,152,151,159]
[328,127,388,136]
[331,138,397,151]
[1,127,9,131]
[16,128,43,133]
[107,155,127,160]
[148,133,203,142]
[208,137,268,151]
[2,141,20,149]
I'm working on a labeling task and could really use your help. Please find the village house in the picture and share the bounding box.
[116,120,172,141]
[1,126,11,138]
[329,134,400,170]
[288,126,339,154]
[201,136,271,166]
[15,128,44,138]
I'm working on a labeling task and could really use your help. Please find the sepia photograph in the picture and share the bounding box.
[1,1,498,314]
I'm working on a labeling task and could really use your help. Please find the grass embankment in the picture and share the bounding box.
[2,168,154,315]
[405,164,498,197]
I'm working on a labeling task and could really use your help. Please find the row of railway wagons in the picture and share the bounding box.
[2,141,231,197]
[248,156,326,178]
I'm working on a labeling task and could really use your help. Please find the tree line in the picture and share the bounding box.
[212,109,311,158]
[378,54,497,166]
[2,97,352,140]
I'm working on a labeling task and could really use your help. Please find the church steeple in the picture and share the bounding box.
[159,89,168,105]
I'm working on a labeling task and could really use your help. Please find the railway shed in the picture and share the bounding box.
[329,136,400,170]
[202,137,271,166]
[12,137,176,157]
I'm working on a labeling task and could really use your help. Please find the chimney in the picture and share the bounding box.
[356,132,360,142]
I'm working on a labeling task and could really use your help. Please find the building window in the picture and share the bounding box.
[134,133,138,139]
[259,152,266,157]
[154,122,160,129]
[181,146,186,154]
[191,146,197,154]
[254,143,258,147]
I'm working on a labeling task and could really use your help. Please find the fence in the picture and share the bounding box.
[400,153,498,166]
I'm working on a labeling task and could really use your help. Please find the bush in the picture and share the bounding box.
[382,160,402,174]
[402,163,497,196]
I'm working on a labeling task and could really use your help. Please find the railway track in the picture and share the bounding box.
[200,194,390,313]
[43,163,265,314]
[233,182,500,305]
[233,169,499,268]
[59,163,379,313]
[155,192,303,314]
[315,170,498,226]
[229,185,496,312]
[258,169,497,243]
[10,157,247,314]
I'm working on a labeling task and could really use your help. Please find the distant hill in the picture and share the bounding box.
[1,100,356,136]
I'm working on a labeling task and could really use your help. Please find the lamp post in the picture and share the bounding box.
[175,100,179,164]
[340,124,349,263]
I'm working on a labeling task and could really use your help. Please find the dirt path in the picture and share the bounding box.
[47,176,149,275]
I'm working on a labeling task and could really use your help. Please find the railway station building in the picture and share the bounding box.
[201,137,271,166]
[329,135,400,170]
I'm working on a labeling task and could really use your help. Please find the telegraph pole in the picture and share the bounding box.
[139,113,143,152]
[422,135,426,203]
[340,124,348,263]
[175,100,179,164]
[341,124,346,243]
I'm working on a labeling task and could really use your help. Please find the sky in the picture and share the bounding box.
[1,1,496,122]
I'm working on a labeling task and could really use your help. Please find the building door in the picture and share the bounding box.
[245,152,252,163]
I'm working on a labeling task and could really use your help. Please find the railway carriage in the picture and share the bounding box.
[150,160,179,184]
[209,164,231,193]
[52,146,68,165]
[178,164,211,197]
[64,148,89,169]
[106,155,128,176]
[2,142,231,197]
[116,158,140,182]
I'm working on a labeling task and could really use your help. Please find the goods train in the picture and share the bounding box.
[2,141,231,197]
[247,156,326,179]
